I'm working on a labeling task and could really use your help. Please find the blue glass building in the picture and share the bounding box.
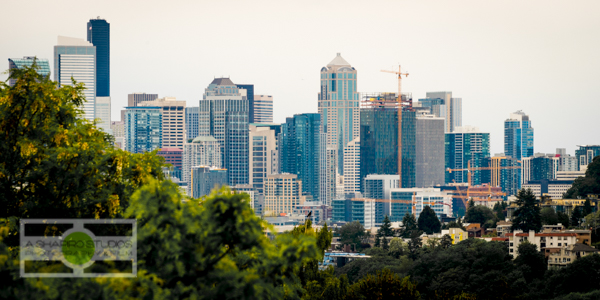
[280,113,322,202]
[87,18,110,97]
[8,57,50,86]
[575,145,600,169]
[185,107,199,140]
[481,155,522,197]
[236,84,254,123]
[445,126,490,185]
[504,110,533,160]
[124,106,162,153]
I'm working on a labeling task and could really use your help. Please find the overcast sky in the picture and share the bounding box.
[2,0,599,155]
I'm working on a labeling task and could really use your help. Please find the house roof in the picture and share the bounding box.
[570,243,600,252]
[506,232,577,237]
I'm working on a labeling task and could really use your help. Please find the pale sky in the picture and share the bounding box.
[2,0,599,155]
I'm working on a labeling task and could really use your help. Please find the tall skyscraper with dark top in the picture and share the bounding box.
[87,17,110,97]
[236,84,254,123]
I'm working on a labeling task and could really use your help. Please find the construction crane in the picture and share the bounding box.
[381,65,409,188]
[446,161,521,187]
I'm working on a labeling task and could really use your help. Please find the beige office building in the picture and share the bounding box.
[249,124,279,193]
[264,174,306,216]
[139,97,186,149]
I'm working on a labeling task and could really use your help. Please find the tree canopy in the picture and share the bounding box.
[511,189,542,232]
[564,156,600,199]
[417,206,441,234]
[338,221,367,251]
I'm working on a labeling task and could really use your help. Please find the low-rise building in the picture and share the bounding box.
[442,228,467,245]
[548,243,599,269]
[496,221,513,237]
[507,230,578,258]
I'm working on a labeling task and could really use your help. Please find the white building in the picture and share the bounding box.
[343,137,360,194]
[182,136,222,186]
[390,187,453,220]
[253,95,273,123]
[139,97,186,149]
[54,36,96,121]
[249,124,279,193]
[95,96,112,134]
[110,121,124,149]
[507,230,578,258]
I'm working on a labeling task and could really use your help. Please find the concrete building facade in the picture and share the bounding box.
[415,113,445,187]
[182,136,222,186]
[253,95,273,123]
[264,174,306,216]
[139,97,185,149]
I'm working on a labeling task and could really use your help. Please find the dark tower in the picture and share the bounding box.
[87,17,110,97]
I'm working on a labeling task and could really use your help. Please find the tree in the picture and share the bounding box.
[440,234,453,249]
[540,207,559,225]
[584,199,593,216]
[492,201,507,221]
[338,221,367,251]
[514,242,546,283]
[345,269,420,300]
[401,213,418,238]
[511,189,542,232]
[0,63,165,245]
[564,156,600,199]
[417,206,441,234]
[379,215,393,237]
[407,230,423,260]
[464,205,497,228]
[571,207,583,228]
[557,211,570,228]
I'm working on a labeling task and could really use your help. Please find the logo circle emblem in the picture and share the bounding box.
[62,232,95,265]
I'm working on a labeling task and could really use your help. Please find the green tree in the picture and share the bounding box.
[571,207,583,228]
[417,206,441,234]
[541,207,559,225]
[440,234,453,249]
[345,269,420,300]
[338,221,367,251]
[564,156,600,199]
[407,230,423,260]
[0,62,165,241]
[557,211,570,228]
[511,189,542,232]
[401,213,418,238]
[514,242,546,283]
[464,205,497,228]
[583,199,593,216]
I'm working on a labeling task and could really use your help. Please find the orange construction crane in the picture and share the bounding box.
[381,66,409,188]
[446,161,521,187]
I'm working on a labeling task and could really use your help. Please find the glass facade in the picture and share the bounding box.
[185,107,199,140]
[360,105,416,190]
[87,18,110,97]
[200,78,249,186]
[237,84,254,123]
[318,54,360,174]
[280,113,322,202]
[481,156,522,197]
[575,145,600,169]
[445,128,490,185]
[8,57,50,86]
[504,111,534,160]
[124,106,162,153]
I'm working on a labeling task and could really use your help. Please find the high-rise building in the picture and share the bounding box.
[54,36,96,121]
[264,173,306,216]
[8,56,50,86]
[128,93,159,107]
[280,113,322,202]
[415,113,445,187]
[139,97,185,149]
[200,78,249,186]
[504,110,534,160]
[124,106,162,153]
[363,174,400,224]
[190,166,227,199]
[185,107,199,140]
[445,126,490,185]
[556,148,578,172]
[249,124,280,193]
[522,153,559,184]
[360,93,416,190]
[110,121,125,149]
[253,95,273,123]
[390,188,453,220]
[418,91,462,133]
[95,96,112,134]
[321,146,337,205]
[343,137,360,194]
[575,145,600,171]
[236,84,254,123]
[87,17,109,97]
[318,53,360,174]
[182,136,222,187]
[157,148,183,180]
[481,154,522,197]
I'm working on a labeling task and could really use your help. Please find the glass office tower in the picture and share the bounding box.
[87,18,110,97]
[8,56,50,86]
[445,126,490,185]
[504,110,534,160]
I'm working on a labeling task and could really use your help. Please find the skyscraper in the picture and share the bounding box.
[236,84,254,122]
[249,124,280,193]
[264,174,306,216]
[253,95,273,123]
[87,17,110,97]
[182,136,222,188]
[481,154,521,196]
[522,153,559,184]
[504,110,534,160]
[418,91,462,133]
[8,57,50,86]
[185,107,199,141]
[128,93,159,107]
[445,126,490,185]
[54,36,96,121]
[124,106,162,153]
[139,97,186,149]
[360,93,416,190]
[343,137,360,194]
[575,145,600,170]
[280,113,322,202]
[318,53,360,174]
[415,113,445,187]
[200,78,249,186]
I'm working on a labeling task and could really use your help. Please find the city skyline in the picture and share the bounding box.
[1,1,599,155]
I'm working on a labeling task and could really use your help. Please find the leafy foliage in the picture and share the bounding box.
[345,269,420,300]
[401,213,418,238]
[564,156,600,199]
[417,206,441,234]
[511,189,542,232]
[338,221,367,251]
[464,204,497,229]
[541,207,559,225]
